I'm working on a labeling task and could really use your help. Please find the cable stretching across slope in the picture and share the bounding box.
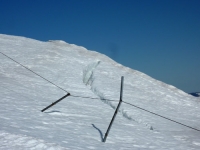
[1,51,200,132]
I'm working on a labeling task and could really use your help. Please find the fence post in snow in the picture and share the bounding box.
[103,76,124,142]
[41,93,70,112]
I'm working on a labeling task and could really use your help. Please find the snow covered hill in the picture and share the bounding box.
[0,34,200,149]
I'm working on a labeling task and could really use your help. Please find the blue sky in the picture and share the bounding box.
[0,0,199,93]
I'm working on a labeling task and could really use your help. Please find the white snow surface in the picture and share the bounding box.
[0,34,200,149]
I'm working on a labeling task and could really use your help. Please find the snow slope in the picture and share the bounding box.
[0,34,200,149]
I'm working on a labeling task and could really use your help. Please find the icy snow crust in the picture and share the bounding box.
[0,34,200,149]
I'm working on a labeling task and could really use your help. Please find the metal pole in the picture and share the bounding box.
[41,93,70,112]
[103,76,124,142]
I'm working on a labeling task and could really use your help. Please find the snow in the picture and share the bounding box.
[0,34,200,149]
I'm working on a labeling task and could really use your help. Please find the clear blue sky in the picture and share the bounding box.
[0,0,199,93]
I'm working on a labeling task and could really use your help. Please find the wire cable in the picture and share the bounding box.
[0,51,69,93]
[1,52,118,102]
[122,101,200,132]
[70,94,119,102]
[3,51,199,132]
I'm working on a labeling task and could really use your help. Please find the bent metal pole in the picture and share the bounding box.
[103,76,124,142]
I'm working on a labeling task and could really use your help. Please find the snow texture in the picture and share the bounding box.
[0,34,200,149]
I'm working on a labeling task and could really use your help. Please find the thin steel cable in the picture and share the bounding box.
[0,52,118,102]
[122,101,200,132]
[4,51,199,132]
[0,51,69,93]
[70,94,119,102]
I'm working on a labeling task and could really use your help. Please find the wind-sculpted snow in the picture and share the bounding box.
[83,61,100,85]
[83,61,154,130]
[0,34,200,149]
[90,83,154,130]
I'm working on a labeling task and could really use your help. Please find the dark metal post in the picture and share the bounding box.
[103,76,124,142]
[41,93,70,112]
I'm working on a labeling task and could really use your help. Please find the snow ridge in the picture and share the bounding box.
[91,86,154,130]
[83,61,101,85]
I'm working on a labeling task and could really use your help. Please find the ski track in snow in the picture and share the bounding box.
[0,34,200,149]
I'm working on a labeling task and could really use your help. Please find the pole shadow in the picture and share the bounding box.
[92,124,103,142]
